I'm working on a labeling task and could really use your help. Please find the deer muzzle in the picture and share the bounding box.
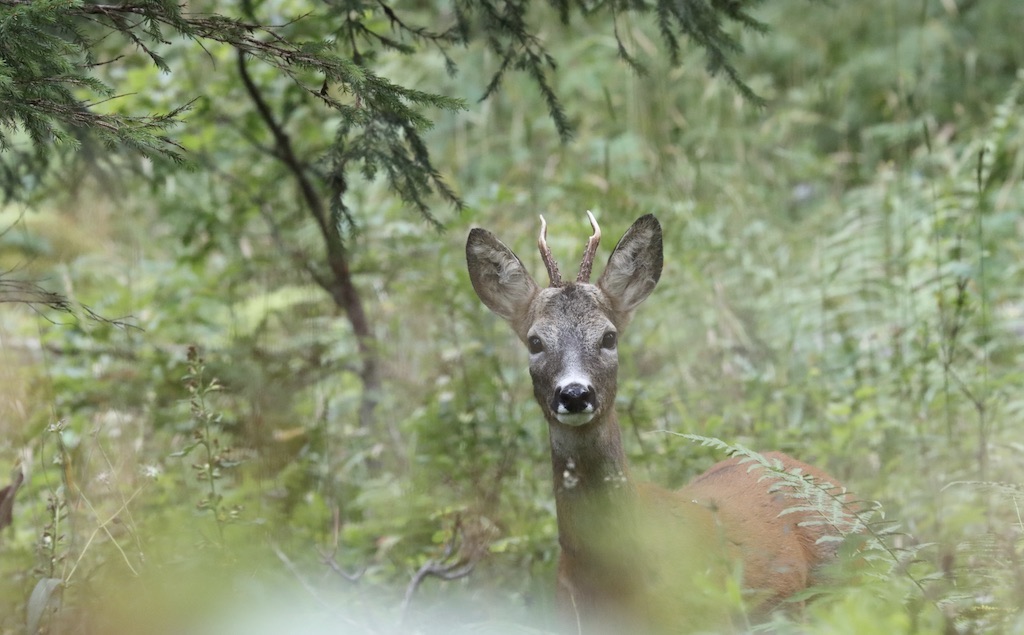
[552,382,597,426]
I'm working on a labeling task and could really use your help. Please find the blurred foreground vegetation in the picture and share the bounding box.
[2,0,1024,633]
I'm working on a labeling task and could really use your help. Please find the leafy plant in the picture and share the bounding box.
[172,346,242,546]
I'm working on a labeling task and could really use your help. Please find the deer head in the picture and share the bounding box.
[466,213,663,428]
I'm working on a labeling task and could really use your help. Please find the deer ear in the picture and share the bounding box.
[598,214,663,314]
[466,228,540,322]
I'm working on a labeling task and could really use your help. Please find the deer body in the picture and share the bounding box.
[466,214,845,632]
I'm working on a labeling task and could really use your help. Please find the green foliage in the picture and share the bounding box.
[2,0,1024,633]
[0,0,788,208]
[0,0,187,160]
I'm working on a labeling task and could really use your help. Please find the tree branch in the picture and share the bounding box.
[236,50,380,431]
[0,278,138,329]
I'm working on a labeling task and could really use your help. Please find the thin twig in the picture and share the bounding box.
[398,520,475,625]
[270,541,332,609]
[0,279,139,329]
[316,546,365,583]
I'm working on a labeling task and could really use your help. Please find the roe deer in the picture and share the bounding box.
[466,213,850,633]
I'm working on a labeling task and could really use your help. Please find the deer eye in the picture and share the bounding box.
[527,336,545,354]
[601,332,617,350]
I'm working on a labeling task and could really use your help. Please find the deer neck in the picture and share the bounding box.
[547,408,636,557]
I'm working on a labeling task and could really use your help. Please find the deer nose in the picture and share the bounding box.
[555,383,595,415]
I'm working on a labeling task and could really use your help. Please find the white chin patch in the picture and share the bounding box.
[555,412,595,427]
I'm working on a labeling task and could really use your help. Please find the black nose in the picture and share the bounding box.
[555,383,595,414]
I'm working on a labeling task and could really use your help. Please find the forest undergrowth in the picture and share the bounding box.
[1,1,1023,633]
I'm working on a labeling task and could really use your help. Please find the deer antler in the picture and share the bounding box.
[538,215,563,287]
[576,210,602,284]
